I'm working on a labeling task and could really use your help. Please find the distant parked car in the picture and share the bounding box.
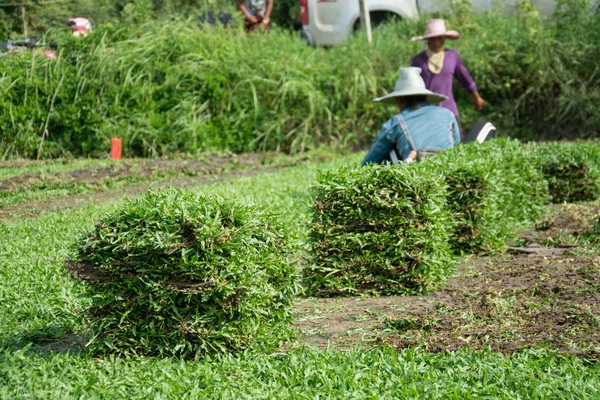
[299,0,567,46]
[299,0,418,46]
[0,36,56,59]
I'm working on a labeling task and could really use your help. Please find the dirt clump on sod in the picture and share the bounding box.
[68,188,298,358]
[307,165,455,296]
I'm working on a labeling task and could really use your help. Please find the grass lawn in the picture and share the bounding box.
[1,151,599,398]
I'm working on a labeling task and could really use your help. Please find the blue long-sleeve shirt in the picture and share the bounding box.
[361,103,460,165]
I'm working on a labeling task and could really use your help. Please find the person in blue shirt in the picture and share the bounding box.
[362,67,461,165]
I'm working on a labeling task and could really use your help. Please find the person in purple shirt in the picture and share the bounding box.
[411,19,484,123]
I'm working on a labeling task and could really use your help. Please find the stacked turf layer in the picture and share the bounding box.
[528,141,600,203]
[420,138,549,253]
[69,189,298,358]
[307,165,454,296]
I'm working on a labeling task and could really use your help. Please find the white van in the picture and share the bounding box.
[299,0,561,46]
[299,0,419,46]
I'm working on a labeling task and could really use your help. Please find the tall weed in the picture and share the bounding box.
[1,5,599,159]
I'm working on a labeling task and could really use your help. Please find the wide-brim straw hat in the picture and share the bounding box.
[411,19,460,41]
[373,67,448,104]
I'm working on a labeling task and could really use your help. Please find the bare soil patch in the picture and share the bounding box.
[0,167,278,222]
[0,154,267,192]
[0,153,322,222]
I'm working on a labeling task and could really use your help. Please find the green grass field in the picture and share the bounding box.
[1,151,600,398]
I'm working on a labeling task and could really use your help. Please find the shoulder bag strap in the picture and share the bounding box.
[394,113,417,155]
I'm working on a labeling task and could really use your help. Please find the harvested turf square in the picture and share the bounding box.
[307,164,454,296]
[421,138,549,253]
[529,141,600,203]
[68,188,298,358]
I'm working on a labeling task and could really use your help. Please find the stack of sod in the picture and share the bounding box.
[307,164,454,296]
[68,189,298,358]
[420,138,549,253]
[529,141,600,203]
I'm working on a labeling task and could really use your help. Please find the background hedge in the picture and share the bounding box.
[1,1,599,159]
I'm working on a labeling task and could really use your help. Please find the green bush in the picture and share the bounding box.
[307,164,455,296]
[2,3,600,159]
[421,139,549,253]
[69,188,299,357]
[529,141,600,203]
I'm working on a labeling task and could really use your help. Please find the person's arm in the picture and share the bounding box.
[361,119,397,165]
[410,55,418,67]
[237,0,257,23]
[454,51,484,110]
[470,91,484,110]
[264,0,274,21]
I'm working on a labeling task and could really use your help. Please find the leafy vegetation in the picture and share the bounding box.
[421,138,549,253]
[0,0,299,41]
[308,139,554,295]
[1,2,599,159]
[0,153,356,348]
[1,150,600,397]
[3,346,600,399]
[0,150,341,210]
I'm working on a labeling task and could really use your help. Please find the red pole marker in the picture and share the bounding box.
[111,137,122,160]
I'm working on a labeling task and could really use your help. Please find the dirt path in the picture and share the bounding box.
[0,153,322,222]
[0,166,283,221]
[291,203,600,358]
[0,155,267,192]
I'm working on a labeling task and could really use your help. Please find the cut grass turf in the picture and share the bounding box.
[72,189,299,358]
[0,153,361,346]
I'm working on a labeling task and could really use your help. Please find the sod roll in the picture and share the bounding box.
[421,138,549,253]
[68,188,298,358]
[529,141,600,204]
[307,164,455,296]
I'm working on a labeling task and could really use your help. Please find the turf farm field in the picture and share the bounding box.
[2,149,600,398]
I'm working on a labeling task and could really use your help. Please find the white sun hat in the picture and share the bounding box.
[373,67,448,104]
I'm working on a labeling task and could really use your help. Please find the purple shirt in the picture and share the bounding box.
[411,49,477,116]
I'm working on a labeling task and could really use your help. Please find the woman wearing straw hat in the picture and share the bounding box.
[411,19,484,127]
[362,67,460,165]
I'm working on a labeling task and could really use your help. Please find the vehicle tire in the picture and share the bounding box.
[353,11,402,32]
[300,29,315,46]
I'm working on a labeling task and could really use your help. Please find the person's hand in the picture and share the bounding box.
[472,92,484,110]
[246,14,258,24]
